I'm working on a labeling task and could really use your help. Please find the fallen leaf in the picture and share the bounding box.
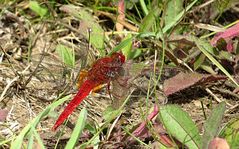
[163,72,226,96]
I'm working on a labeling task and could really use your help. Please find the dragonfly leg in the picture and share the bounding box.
[107,81,113,100]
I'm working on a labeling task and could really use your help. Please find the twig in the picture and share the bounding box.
[189,0,215,13]
[213,87,239,99]
[0,76,19,102]
[23,50,46,88]
[0,45,20,77]
[200,100,207,120]
[106,113,121,140]
[96,10,138,32]
[226,104,239,114]
[205,88,232,106]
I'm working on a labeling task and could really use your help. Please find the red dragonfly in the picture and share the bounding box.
[53,52,126,130]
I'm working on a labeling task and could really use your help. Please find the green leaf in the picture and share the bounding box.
[60,5,104,51]
[162,0,197,33]
[121,34,142,59]
[158,105,201,149]
[202,102,226,149]
[121,34,133,59]
[65,108,87,149]
[200,63,217,75]
[194,53,206,70]
[27,134,34,149]
[139,6,161,32]
[103,106,121,122]
[56,44,75,68]
[29,1,48,18]
[164,0,183,26]
[130,48,142,59]
[110,36,133,55]
[220,118,239,149]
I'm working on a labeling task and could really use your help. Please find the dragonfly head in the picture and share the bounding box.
[111,52,125,64]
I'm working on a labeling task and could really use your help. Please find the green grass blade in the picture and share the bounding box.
[10,107,50,149]
[189,36,239,86]
[65,108,87,149]
[10,95,71,149]
[33,128,46,149]
[202,102,226,149]
[27,133,33,149]
[110,36,134,55]
[139,0,148,15]
[139,6,161,32]
[56,44,75,68]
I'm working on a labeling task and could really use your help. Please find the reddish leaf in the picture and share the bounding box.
[163,72,226,96]
[211,23,239,52]
[130,104,159,138]
[126,104,174,147]
[208,137,229,149]
[127,104,177,147]
[116,0,125,33]
[153,122,176,147]
[0,109,8,122]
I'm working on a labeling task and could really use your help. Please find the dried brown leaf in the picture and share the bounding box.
[163,72,226,96]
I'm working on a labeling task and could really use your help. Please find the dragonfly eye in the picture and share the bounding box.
[111,53,125,64]
[106,71,117,78]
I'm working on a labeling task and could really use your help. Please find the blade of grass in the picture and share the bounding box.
[189,36,239,86]
[164,0,183,26]
[122,127,151,148]
[56,44,75,68]
[202,102,226,149]
[139,0,148,15]
[10,95,71,149]
[27,133,33,149]
[11,107,50,149]
[33,128,46,149]
[0,137,12,147]
[65,108,87,149]
[110,36,134,55]
[139,6,161,32]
